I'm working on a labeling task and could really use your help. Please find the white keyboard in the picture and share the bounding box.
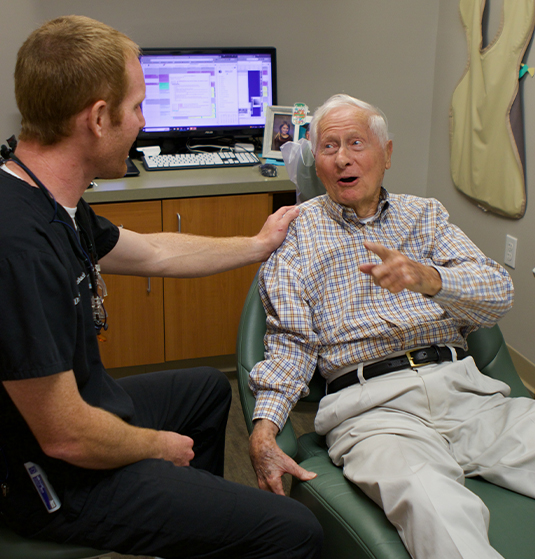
[142,150,260,171]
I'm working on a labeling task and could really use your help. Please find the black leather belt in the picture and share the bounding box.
[327,345,468,395]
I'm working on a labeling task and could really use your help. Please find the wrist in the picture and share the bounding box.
[252,418,279,439]
[423,266,442,296]
[251,234,271,263]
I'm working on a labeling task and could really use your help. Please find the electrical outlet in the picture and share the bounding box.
[504,235,517,268]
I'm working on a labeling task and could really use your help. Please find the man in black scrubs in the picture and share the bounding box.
[0,15,322,559]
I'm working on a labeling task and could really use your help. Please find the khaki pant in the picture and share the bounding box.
[315,356,535,559]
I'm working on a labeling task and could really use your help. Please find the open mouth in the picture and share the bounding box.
[339,176,358,184]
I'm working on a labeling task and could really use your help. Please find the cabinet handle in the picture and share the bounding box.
[147,277,151,294]
[176,212,181,233]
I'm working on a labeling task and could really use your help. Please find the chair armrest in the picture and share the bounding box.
[236,273,300,458]
[236,362,299,458]
[467,324,531,398]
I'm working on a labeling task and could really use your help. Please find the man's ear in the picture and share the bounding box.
[86,100,108,138]
[385,139,393,170]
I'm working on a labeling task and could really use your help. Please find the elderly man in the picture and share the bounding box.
[0,15,323,559]
[249,93,535,559]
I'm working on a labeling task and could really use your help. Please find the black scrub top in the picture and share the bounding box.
[0,169,133,529]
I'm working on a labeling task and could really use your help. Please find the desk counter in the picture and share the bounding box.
[83,162,294,204]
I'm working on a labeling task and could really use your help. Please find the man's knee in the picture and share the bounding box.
[251,495,324,559]
[287,502,324,558]
[189,366,231,400]
[204,366,231,396]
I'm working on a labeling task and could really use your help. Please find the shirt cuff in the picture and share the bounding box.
[252,391,294,432]
[428,266,461,304]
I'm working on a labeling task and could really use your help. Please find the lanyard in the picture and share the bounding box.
[0,140,108,333]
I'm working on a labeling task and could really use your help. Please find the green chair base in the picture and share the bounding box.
[292,448,410,559]
[291,434,535,559]
[0,519,107,559]
[466,477,535,559]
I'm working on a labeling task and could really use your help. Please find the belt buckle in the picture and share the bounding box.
[405,350,432,369]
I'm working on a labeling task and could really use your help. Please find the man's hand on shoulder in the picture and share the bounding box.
[360,241,442,296]
[254,205,299,261]
[249,418,316,496]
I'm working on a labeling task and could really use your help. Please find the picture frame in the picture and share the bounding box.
[295,114,313,142]
[262,106,296,160]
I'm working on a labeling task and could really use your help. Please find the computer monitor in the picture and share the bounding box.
[136,47,277,152]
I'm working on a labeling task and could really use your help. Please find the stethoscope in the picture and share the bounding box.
[0,138,108,333]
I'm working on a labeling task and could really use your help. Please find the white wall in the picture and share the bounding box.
[0,0,39,142]
[6,0,533,367]
[428,0,535,367]
[1,0,439,197]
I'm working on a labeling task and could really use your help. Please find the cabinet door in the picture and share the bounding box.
[91,201,165,368]
[162,194,271,361]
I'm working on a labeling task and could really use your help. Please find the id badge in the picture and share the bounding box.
[24,462,62,513]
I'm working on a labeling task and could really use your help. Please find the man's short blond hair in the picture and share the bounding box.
[15,15,140,145]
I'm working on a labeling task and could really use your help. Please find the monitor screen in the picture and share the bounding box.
[137,47,277,149]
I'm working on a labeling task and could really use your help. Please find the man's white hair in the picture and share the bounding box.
[309,94,389,153]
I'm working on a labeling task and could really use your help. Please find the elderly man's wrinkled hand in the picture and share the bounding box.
[360,241,442,296]
[249,419,316,496]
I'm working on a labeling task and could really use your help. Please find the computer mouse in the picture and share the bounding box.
[260,164,278,178]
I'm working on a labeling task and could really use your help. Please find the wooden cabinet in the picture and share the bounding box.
[91,201,165,368]
[162,194,271,361]
[91,193,272,368]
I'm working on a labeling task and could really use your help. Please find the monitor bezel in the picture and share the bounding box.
[136,46,277,150]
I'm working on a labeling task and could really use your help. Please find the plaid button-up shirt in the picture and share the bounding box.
[250,190,514,430]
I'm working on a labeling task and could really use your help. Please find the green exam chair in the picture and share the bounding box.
[0,515,107,559]
[236,273,535,559]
